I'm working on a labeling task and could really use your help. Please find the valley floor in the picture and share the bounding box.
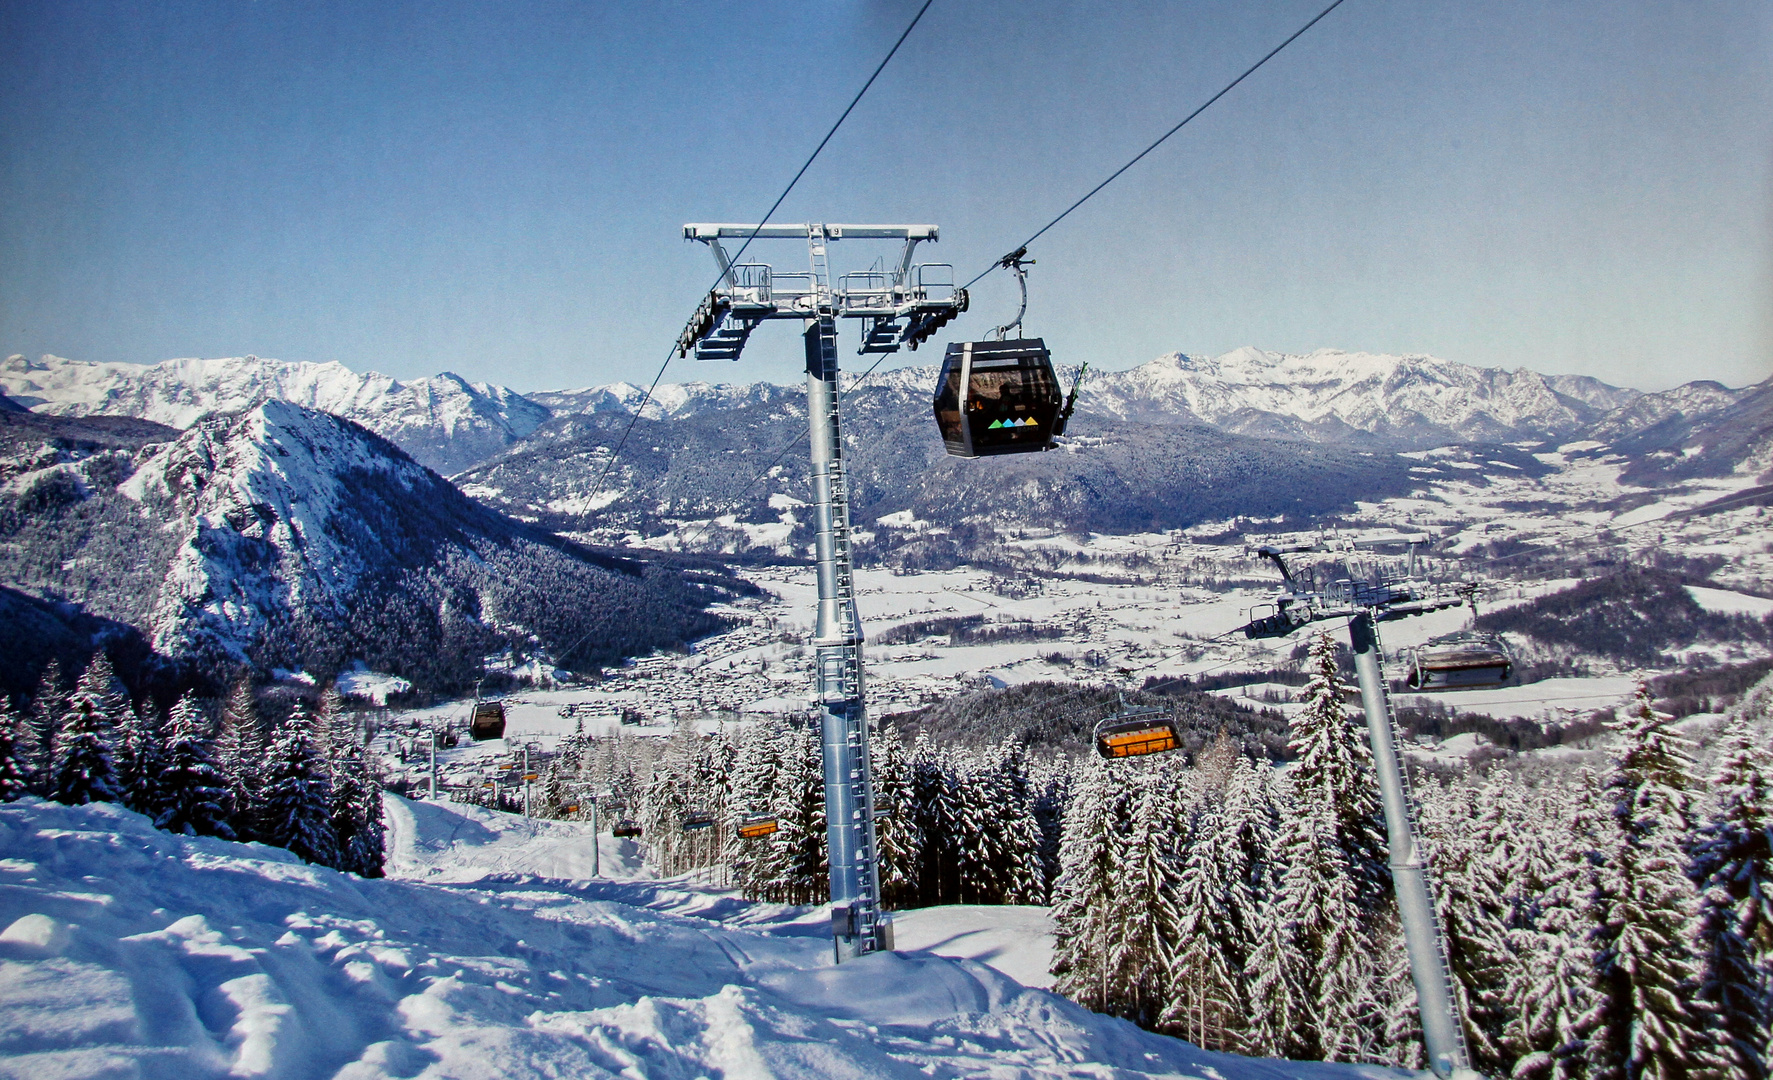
[0,795,1417,1079]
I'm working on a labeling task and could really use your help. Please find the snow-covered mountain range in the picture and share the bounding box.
[7,346,1767,487]
[1,353,549,475]
[1078,347,1641,445]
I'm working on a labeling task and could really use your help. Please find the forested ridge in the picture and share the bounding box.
[0,406,740,704]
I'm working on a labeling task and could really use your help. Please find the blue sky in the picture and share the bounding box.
[2,0,1769,393]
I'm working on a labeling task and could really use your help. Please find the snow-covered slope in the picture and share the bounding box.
[1,354,549,475]
[0,797,1408,1080]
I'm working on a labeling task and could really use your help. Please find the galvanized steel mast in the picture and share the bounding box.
[678,223,966,958]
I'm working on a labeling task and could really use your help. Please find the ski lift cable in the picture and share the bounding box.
[577,0,939,517]
[959,0,1352,292]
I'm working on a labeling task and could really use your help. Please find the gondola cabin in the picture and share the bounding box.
[737,815,779,839]
[681,812,715,832]
[933,339,1068,457]
[1404,631,1514,691]
[612,819,642,839]
[1093,706,1182,760]
[468,700,506,742]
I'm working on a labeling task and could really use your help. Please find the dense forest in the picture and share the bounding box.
[0,651,385,877]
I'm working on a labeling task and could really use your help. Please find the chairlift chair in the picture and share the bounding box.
[932,250,1082,458]
[1092,704,1182,760]
[681,812,716,833]
[612,819,642,839]
[737,814,779,839]
[1404,630,1514,690]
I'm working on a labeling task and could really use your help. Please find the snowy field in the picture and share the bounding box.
[0,796,1418,1079]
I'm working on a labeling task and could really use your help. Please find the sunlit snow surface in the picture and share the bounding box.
[0,797,1414,1079]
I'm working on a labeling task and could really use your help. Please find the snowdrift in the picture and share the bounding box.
[0,797,1412,1079]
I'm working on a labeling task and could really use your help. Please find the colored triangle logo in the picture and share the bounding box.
[988,419,1003,429]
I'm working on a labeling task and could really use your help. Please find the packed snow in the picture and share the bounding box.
[0,796,1417,1079]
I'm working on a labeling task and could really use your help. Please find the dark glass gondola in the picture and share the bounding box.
[932,338,1074,457]
[468,700,506,742]
[932,250,1081,458]
[1404,631,1514,691]
[1092,705,1182,760]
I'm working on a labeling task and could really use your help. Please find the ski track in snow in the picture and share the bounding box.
[0,797,1415,1080]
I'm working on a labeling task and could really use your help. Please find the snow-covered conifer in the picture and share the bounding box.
[329,726,385,877]
[873,730,924,909]
[1164,798,1243,1051]
[1031,753,1072,894]
[1290,630,1387,902]
[911,732,960,905]
[767,721,826,904]
[1687,716,1772,1079]
[1277,782,1372,1061]
[155,694,234,839]
[213,676,267,840]
[112,704,167,820]
[260,702,338,866]
[0,697,31,801]
[1418,773,1515,1073]
[1228,756,1293,1057]
[1110,767,1184,1028]
[51,658,123,805]
[1506,770,1604,1080]
[1585,685,1721,1080]
[1051,758,1120,1013]
[24,658,67,794]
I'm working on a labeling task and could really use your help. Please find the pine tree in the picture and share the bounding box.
[1585,685,1721,1080]
[911,732,960,905]
[51,658,123,805]
[1278,782,1372,1061]
[1164,798,1244,1052]
[872,730,924,909]
[1236,758,1296,1059]
[1280,630,1387,1061]
[1031,753,1072,895]
[80,653,133,727]
[768,721,826,904]
[1506,775,1603,1080]
[0,697,32,801]
[1291,630,1387,902]
[213,676,267,841]
[1687,716,1772,1079]
[329,728,385,877]
[1419,773,1516,1073]
[155,694,235,839]
[727,718,785,899]
[991,738,1049,905]
[1111,767,1183,1029]
[260,702,338,866]
[1051,758,1120,1013]
[112,704,168,820]
[24,658,67,795]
